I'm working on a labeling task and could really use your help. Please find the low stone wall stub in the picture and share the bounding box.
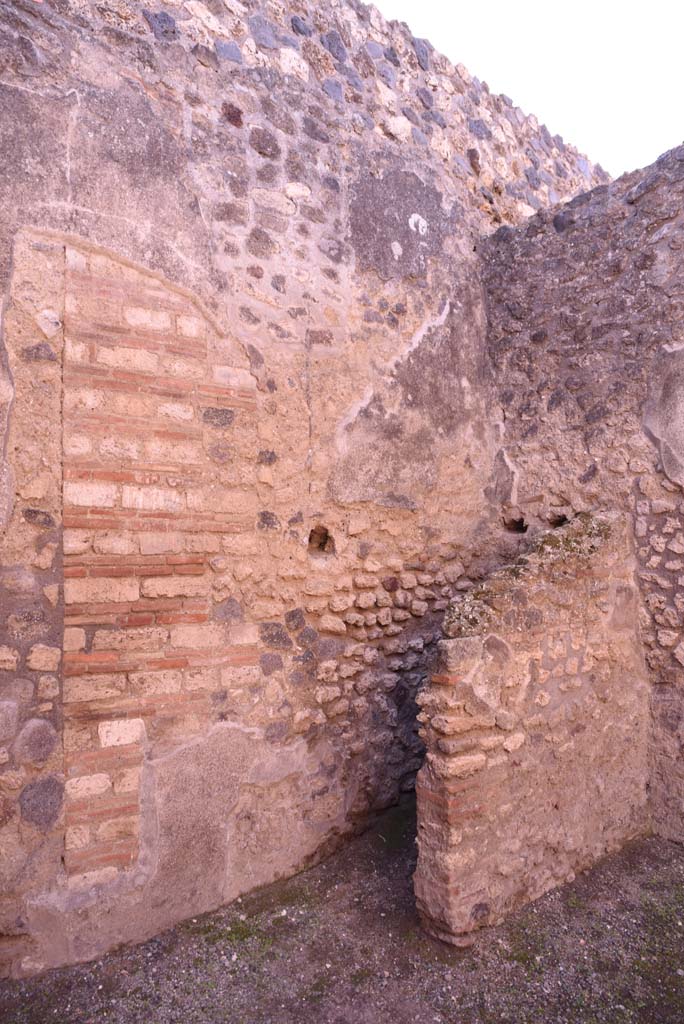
[414,513,651,943]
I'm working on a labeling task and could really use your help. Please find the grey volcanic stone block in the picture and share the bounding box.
[19,776,63,830]
[14,719,58,766]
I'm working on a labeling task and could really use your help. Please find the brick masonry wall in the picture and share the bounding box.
[61,244,259,883]
[414,515,649,943]
[0,0,613,978]
[3,235,366,974]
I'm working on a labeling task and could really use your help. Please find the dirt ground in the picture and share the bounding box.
[2,798,684,1024]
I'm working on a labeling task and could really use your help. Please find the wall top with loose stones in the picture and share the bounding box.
[6,0,609,237]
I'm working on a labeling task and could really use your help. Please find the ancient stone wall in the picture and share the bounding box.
[0,0,609,976]
[481,145,684,841]
[414,514,649,943]
[0,232,66,976]
[413,143,684,948]
[2,0,681,973]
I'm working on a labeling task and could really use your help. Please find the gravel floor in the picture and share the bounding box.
[2,798,684,1024]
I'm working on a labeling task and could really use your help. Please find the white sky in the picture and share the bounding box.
[375,0,683,178]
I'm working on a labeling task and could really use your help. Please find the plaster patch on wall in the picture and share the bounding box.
[24,724,346,972]
[644,348,684,487]
[0,296,15,531]
[349,167,451,281]
[331,299,477,506]
[409,213,428,236]
[333,300,450,461]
